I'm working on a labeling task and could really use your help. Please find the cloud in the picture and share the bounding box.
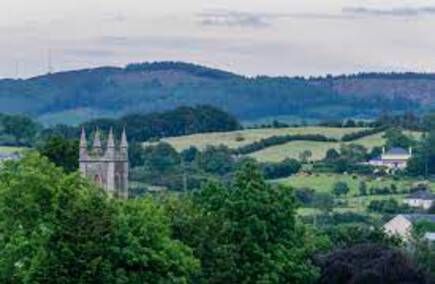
[343,6,435,17]
[196,9,353,28]
[62,48,115,58]
[197,10,270,27]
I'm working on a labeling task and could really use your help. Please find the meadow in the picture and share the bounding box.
[149,127,367,151]
[273,173,433,214]
[249,132,386,162]
[273,173,431,196]
[0,146,25,154]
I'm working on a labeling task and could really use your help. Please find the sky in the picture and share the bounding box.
[2,0,435,78]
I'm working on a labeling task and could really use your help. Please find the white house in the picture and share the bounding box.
[404,191,435,210]
[368,147,412,170]
[384,214,435,240]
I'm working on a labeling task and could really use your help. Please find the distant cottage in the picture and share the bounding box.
[79,128,129,198]
[404,191,435,210]
[368,147,412,170]
[384,214,435,240]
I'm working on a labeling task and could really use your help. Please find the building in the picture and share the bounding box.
[0,152,20,163]
[404,191,435,210]
[368,147,412,170]
[383,214,435,240]
[79,128,129,198]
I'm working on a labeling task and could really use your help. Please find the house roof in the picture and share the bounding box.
[0,152,20,160]
[385,147,409,155]
[406,191,435,200]
[424,232,435,241]
[401,214,435,224]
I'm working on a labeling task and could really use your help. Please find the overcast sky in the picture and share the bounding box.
[2,0,435,78]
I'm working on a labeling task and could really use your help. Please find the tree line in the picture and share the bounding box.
[0,153,432,283]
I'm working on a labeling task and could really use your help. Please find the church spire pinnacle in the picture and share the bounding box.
[121,127,128,148]
[80,128,87,148]
[107,127,115,148]
[93,128,102,155]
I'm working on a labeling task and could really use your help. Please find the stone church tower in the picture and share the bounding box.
[79,128,129,198]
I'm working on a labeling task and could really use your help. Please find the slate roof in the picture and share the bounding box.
[402,214,435,224]
[385,147,409,155]
[0,152,20,161]
[406,191,435,200]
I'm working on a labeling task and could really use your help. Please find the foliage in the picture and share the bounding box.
[165,162,323,283]
[37,135,79,173]
[316,244,430,284]
[234,134,336,155]
[332,181,350,197]
[0,152,198,283]
[341,127,386,142]
[384,127,415,149]
[323,224,402,249]
[261,158,301,179]
[195,145,234,176]
[0,114,41,146]
[367,198,410,214]
[82,105,241,143]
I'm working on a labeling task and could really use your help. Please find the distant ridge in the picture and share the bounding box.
[0,61,432,125]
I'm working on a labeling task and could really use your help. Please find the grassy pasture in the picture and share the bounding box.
[0,146,25,153]
[249,133,386,162]
[149,127,367,151]
[250,131,422,162]
[273,173,432,214]
[273,173,431,196]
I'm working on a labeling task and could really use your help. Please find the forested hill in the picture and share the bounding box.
[0,61,433,125]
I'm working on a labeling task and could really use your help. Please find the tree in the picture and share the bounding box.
[128,142,146,168]
[181,146,200,163]
[316,244,429,284]
[1,114,40,145]
[358,181,368,196]
[261,158,301,179]
[195,145,234,176]
[0,152,198,283]
[144,142,181,173]
[325,148,340,161]
[37,136,79,173]
[384,127,415,149]
[299,150,313,163]
[167,162,323,283]
[314,193,335,214]
[332,181,350,197]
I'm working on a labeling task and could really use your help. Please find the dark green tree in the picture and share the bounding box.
[37,136,79,173]
[167,162,323,283]
[332,181,350,197]
[0,152,199,283]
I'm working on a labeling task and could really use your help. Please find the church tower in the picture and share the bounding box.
[79,128,129,198]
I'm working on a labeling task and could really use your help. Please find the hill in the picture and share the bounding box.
[0,62,432,125]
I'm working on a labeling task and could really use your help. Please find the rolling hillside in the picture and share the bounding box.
[0,62,433,125]
[150,127,422,163]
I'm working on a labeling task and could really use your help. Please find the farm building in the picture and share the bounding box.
[404,191,435,210]
[384,214,435,240]
[368,147,412,170]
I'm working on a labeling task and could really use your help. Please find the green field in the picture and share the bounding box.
[250,131,422,162]
[273,173,432,196]
[149,127,367,151]
[0,146,25,154]
[273,173,431,214]
[249,132,386,162]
